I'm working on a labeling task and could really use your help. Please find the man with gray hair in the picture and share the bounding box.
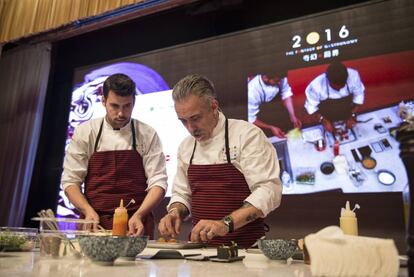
[158,74,282,247]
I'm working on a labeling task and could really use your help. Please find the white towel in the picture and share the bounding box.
[304,226,399,277]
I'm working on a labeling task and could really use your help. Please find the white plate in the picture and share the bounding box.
[146,240,205,249]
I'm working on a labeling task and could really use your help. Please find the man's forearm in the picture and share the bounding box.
[282,97,296,118]
[351,104,360,115]
[228,202,264,230]
[253,118,273,130]
[134,186,166,218]
[313,111,324,122]
[168,202,190,219]
[65,184,94,214]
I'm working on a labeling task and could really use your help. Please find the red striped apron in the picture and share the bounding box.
[188,118,265,248]
[84,119,154,238]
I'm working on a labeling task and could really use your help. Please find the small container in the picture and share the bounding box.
[112,199,128,236]
[333,155,348,175]
[361,156,377,169]
[339,201,360,236]
[0,227,38,252]
[39,232,63,258]
[320,161,335,175]
[315,139,326,151]
[295,167,316,185]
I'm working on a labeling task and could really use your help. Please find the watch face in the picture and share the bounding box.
[222,216,234,232]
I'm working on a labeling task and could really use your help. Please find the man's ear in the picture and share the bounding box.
[211,98,219,111]
[102,96,106,107]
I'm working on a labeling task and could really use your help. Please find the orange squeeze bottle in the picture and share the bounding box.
[112,199,128,236]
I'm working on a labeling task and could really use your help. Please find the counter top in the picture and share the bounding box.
[0,248,408,277]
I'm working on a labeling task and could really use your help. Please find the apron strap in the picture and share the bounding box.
[189,140,197,165]
[224,118,231,163]
[189,117,231,165]
[94,119,138,152]
[94,119,104,152]
[131,119,137,151]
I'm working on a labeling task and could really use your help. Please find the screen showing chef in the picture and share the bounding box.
[59,0,414,217]
[252,56,412,195]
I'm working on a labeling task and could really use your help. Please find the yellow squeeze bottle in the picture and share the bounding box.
[112,199,128,236]
[339,201,360,236]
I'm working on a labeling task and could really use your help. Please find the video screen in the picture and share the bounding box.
[58,0,414,216]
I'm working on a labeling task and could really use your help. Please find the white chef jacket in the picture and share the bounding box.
[61,117,168,192]
[168,112,282,217]
[304,68,365,115]
[248,75,293,123]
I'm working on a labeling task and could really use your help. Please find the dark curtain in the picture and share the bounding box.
[0,42,51,226]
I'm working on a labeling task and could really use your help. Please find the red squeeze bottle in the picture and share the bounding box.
[334,141,340,156]
[112,199,128,236]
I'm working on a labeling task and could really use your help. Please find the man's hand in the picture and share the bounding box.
[321,118,335,134]
[158,209,182,239]
[290,115,302,129]
[346,116,357,129]
[83,207,100,231]
[270,126,286,138]
[128,214,144,236]
[190,219,229,243]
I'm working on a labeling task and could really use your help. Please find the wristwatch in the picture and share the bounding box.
[222,215,234,233]
[318,115,324,123]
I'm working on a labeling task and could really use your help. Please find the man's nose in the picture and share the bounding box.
[187,122,196,133]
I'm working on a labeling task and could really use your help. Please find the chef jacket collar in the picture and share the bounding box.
[103,116,132,131]
[199,111,225,146]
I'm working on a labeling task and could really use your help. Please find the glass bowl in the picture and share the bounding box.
[32,217,98,258]
[0,227,38,252]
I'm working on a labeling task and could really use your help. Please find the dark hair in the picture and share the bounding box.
[263,69,288,79]
[262,64,288,79]
[326,61,348,86]
[103,73,136,98]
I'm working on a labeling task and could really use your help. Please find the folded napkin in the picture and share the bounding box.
[304,226,399,277]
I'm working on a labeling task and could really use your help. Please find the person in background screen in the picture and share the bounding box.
[158,74,282,248]
[248,70,302,138]
[304,61,365,134]
[62,73,167,237]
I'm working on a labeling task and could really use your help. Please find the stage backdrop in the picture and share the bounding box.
[57,0,414,217]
